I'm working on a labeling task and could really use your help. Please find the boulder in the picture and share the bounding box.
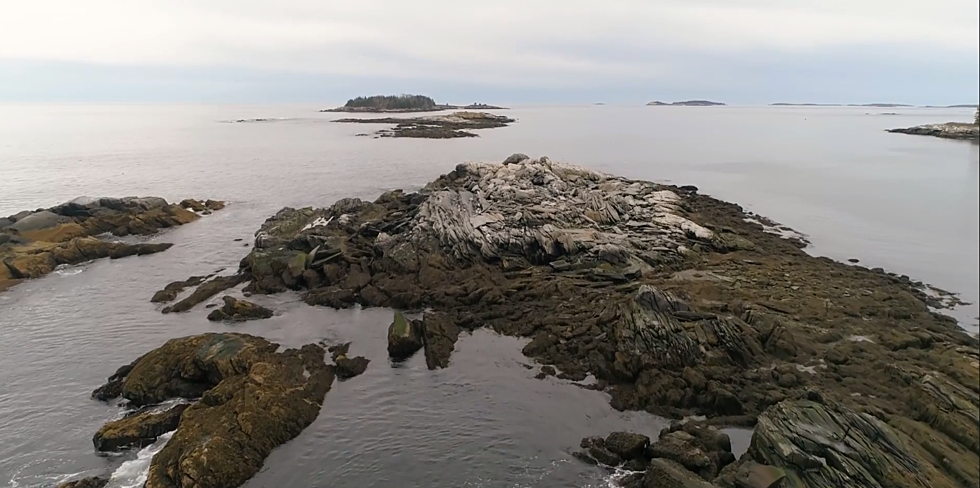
[387,311,424,360]
[206,295,275,322]
[732,462,790,488]
[329,342,370,379]
[93,403,189,451]
[605,431,651,460]
[19,222,86,243]
[644,459,717,488]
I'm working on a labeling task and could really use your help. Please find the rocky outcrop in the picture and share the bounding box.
[89,333,338,488]
[887,123,979,140]
[388,311,424,360]
[150,275,210,303]
[333,111,515,138]
[206,295,274,322]
[1,196,223,293]
[93,403,189,451]
[168,155,978,485]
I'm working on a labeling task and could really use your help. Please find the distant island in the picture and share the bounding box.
[462,103,508,110]
[321,94,454,113]
[771,103,843,107]
[647,100,726,106]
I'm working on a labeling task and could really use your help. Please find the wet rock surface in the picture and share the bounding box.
[168,155,977,487]
[93,403,189,451]
[333,111,515,138]
[1,196,222,293]
[206,295,274,322]
[328,342,370,379]
[88,333,338,488]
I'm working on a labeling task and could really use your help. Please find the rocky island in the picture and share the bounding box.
[888,108,980,140]
[320,94,455,113]
[333,111,515,138]
[648,100,726,106]
[1,197,224,293]
[126,154,978,488]
[462,103,508,110]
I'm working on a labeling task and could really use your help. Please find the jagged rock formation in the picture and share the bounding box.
[1,196,222,293]
[388,311,424,360]
[161,156,978,486]
[93,403,189,451]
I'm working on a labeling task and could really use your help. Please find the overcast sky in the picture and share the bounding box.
[1,0,977,104]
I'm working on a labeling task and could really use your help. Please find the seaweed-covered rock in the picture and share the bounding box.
[206,295,274,322]
[93,403,188,451]
[388,311,424,360]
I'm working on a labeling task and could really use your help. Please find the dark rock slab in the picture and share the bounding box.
[206,295,274,322]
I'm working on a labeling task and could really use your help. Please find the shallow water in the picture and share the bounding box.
[0,104,977,487]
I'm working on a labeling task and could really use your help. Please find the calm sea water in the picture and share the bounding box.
[0,104,977,488]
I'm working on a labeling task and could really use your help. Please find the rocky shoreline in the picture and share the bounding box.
[58,155,977,488]
[887,123,979,140]
[1,197,224,293]
[333,111,515,138]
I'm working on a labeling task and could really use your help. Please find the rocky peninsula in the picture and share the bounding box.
[1,197,224,293]
[648,100,726,106]
[134,154,978,488]
[887,114,980,141]
[334,111,515,138]
[321,94,455,113]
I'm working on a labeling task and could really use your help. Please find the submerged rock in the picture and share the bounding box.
[388,311,424,360]
[150,275,209,303]
[206,295,274,322]
[161,274,248,314]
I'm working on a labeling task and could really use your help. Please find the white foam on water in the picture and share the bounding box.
[104,431,173,488]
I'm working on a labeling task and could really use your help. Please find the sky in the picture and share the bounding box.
[0,0,978,105]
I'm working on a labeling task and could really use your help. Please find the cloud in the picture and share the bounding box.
[0,0,977,101]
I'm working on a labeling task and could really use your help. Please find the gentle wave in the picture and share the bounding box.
[104,431,173,488]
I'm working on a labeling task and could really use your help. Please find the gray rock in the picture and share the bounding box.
[8,210,68,232]
[0,218,12,230]
[588,444,623,466]
[503,153,530,165]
